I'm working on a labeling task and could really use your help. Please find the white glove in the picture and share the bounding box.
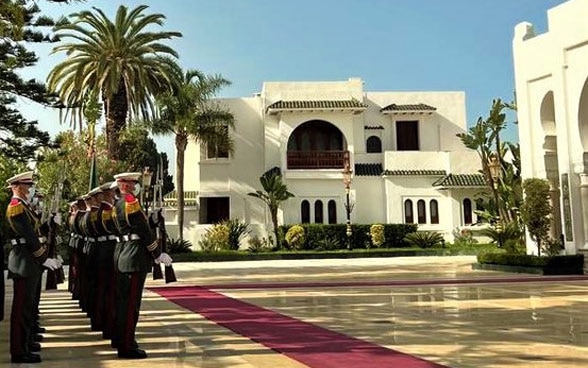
[53,213,62,225]
[56,255,64,265]
[42,258,60,271]
[155,252,173,266]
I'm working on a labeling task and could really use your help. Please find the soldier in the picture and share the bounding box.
[67,197,86,301]
[81,189,101,325]
[95,181,119,340]
[111,172,172,359]
[5,171,61,364]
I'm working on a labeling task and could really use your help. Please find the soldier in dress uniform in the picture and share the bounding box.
[5,171,61,364]
[82,189,101,326]
[67,197,86,301]
[111,172,172,359]
[95,181,119,340]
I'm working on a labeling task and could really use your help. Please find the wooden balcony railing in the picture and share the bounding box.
[287,150,348,169]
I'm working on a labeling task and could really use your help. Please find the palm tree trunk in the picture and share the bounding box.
[175,132,188,240]
[104,80,128,160]
[270,209,279,249]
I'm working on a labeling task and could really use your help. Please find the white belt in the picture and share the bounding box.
[121,234,140,241]
[97,235,118,242]
[85,237,96,243]
[11,237,46,245]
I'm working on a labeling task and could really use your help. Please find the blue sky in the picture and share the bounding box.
[20,0,567,170]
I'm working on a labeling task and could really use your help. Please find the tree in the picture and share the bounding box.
[147,68,235,240]
[0,1,73,161]
[47,5,181,159]
[248,169,295,249]
[457,99,522,225]
[520,178,552,256]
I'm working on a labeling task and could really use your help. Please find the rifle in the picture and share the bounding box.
[158,209,176,284]
[45,178,65,290]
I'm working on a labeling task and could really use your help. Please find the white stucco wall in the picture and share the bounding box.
[513,0,588,253]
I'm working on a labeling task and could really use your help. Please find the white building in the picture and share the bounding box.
[173,78,487,247]
[513,0,588,255]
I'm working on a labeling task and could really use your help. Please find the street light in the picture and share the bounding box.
[142,166,154,215]
[342,154,354,249]
[488,153,503,247]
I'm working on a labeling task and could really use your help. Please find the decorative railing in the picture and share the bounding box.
[287,150,348,169]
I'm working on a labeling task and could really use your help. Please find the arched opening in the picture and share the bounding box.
[366,136,382,153]
[287,120,347,169]
[404,199,413,224]
[301,200,310,223]
[417,199,426,224]
[463,198,473,225]
[328,200,337,224]
[314,200,324,224]
[430,199,439,224]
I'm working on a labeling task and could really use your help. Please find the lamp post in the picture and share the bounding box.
[342,155,354,250]
[141,166,154,215]
[488,153,503,247]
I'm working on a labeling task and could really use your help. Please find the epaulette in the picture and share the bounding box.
[102,210,112,221]
[6,198,24,217]
[125,194,141,214]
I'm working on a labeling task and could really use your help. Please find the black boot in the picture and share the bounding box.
[117,348,147,359]
[11,354,42,363]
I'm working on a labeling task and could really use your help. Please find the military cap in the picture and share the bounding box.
[114,172,141,183]
[100,182,114,191]
[6,171,35,186]
[88,186,103,196]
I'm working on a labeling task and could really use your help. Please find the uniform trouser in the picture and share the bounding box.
[10,274,40,357]
[31,271,43,337]
[0,246,4,322]
[114,271,147,352]
[68,245,78,296]
[100,267,117,338]
[86,244,98,326]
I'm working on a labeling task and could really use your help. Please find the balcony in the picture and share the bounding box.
[287,150,348,169]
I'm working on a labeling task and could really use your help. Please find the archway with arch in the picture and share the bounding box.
[286,120,347,169]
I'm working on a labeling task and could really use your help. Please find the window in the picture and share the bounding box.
[287,120,343,152]
[200,197,230,224]
[396,121,419,150]
[404,199,413,223]
[430,200,439,224]
[366,136,382,153]
[328,200,337,224]
[417,200,426,224]
[314,200,324,224]
[206,125,230,158]
[463,198,473,225]
[301,200,310,223]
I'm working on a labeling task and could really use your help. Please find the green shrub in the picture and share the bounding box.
[199,223,229,252]
[478,252,583,268]
[316,235,341,251]
[542,237,563,257]
[247,236,271,253]
[452,227,478,247]
[404,231,444,248]
[479,221,523,251]
[370,224,385,248]
[223,219,251,250]
[167,237,193,254]
[285,224,305,250]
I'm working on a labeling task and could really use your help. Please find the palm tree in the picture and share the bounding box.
[47,5,181,159]
[148,68,235,240]
[248,170,295,249]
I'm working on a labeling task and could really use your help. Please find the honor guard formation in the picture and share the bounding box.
[3,171,173,363]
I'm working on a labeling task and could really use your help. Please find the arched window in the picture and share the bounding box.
[328,200,337,224]
[417,200,426,224]
[314,200,324,224]
[404,199,413,223]
[366,136,382,153]
[463,198,473,225]
[301,200,310,223]
[430,199,439,224]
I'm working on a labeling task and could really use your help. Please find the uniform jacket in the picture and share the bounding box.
[5,196,47,278]
[112,193,160,273]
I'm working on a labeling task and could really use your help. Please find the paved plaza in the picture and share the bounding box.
[2,256,588,367]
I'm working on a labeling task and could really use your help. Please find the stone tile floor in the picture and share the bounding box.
[2,256,588,367]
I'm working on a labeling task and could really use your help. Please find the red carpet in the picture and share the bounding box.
[151,286,448,368]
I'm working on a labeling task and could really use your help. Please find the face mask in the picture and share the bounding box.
[133,183,141,196]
